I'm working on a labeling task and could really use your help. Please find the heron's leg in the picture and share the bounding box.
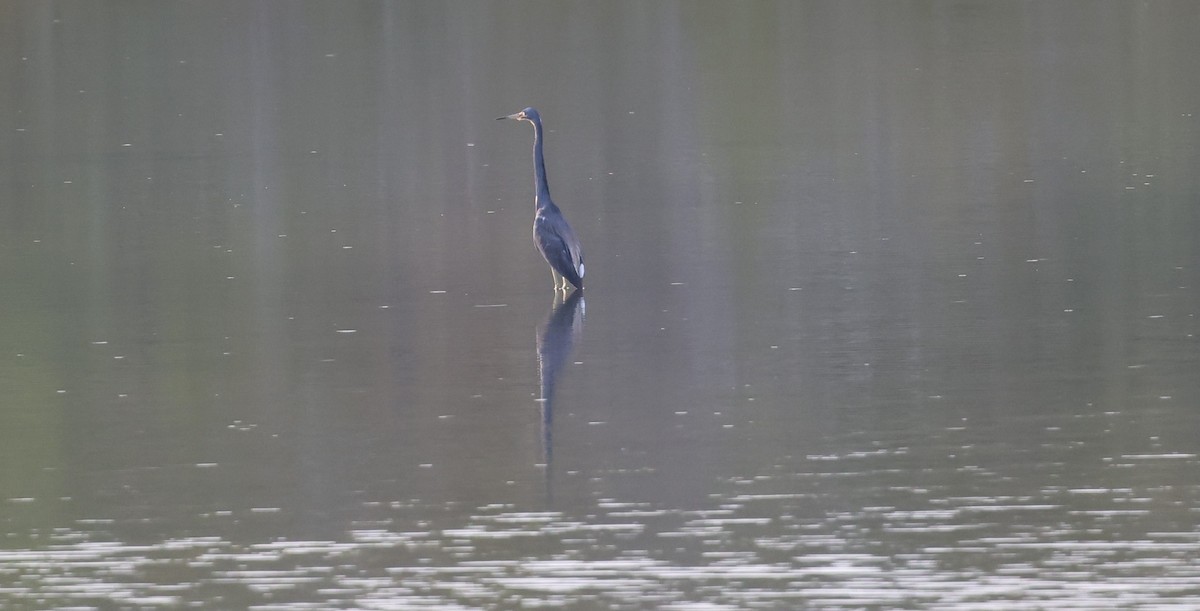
[551,268,563,291]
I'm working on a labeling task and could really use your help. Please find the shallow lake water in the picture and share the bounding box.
[2,1,1199,608]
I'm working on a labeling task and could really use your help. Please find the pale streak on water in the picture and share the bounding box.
[5,437,1200,608]
[3,1,1200,609]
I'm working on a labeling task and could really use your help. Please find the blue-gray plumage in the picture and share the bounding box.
[498,107,585,292]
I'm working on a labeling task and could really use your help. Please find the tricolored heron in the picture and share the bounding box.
[497,107,585,292]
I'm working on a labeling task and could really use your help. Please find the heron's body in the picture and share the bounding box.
[499,107,585,292]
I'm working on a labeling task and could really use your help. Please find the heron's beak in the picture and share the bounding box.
[497,113,520,121]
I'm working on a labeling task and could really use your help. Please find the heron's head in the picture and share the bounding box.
[497,107,541,124]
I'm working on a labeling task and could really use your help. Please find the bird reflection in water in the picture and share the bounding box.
[536,289,585,503]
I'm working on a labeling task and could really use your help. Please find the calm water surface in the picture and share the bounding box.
[2,1,1200,608]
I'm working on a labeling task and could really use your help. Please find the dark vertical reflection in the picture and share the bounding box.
[535,290,584,505]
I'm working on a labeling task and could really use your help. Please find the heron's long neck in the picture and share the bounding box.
[531,119,551,208]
